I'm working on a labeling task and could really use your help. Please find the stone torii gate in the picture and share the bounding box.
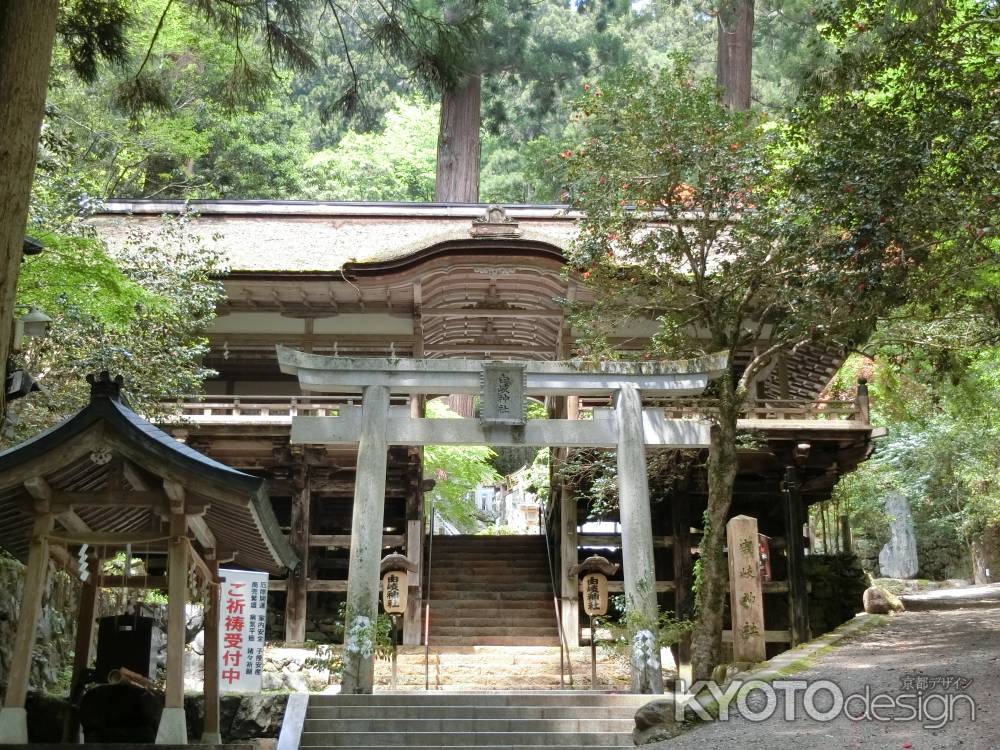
[279,347,726,693]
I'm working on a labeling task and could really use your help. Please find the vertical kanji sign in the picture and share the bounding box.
[219,568,269,692]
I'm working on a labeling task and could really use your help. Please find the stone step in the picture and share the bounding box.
[428,635,561,646]
[303,718,634,733]
[305,706,637,721]
[432,569,551,577]
[299,732,633,747]
[430,625,557,636]
[431,552,548,559]
[428,599,552,610]
[308,692,652,707]
[429,590,553,601]
[429,581,552,591]
[429,616,556,628]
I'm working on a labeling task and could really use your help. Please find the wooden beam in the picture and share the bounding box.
[97,575,168,589]
[309,534,405,549]
[48,530,166,546]
[50,490,169,510]
[420,306,565,319]
[267,578,347,593]
[598,580,676,593]
[26,480,93,536]
[578,533,675,548]
[188,515,217,551]
[123,461,152,491]
[163,480,185,514]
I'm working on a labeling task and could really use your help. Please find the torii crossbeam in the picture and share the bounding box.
[277,346,727,694]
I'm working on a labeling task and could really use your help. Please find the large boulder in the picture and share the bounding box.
[229,694,288,740]
[863,586,903,614]
[879,491,919,578]
[633,696,695,745]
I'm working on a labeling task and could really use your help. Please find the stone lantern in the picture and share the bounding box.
[569,555,620,688]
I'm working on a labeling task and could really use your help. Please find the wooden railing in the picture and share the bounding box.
[655,398,863,421]
[169,394,348,422]
[166,394,867,425]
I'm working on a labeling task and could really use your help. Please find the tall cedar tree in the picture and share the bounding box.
[561,65,916,681]
[0,0,479,423]
[0,0,315,424]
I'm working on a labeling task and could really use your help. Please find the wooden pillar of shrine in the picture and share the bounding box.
[200,555,222,744]
[63,552,101,742]
[671,493,693,680]
[0,512,54,744]
[783,466,811,646]
[341,384,391,694]
[285,464,311,643]
[155,512,190,745]
[615,383,663,694]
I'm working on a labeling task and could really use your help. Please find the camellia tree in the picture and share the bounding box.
[560,61,919,680]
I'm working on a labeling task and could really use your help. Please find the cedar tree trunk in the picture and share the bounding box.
[690,373,743,681]
[715,0,754,111]
[434,72,481,203]
[0,0,60,423]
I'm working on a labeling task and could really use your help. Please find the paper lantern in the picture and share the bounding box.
[379,553,417,615]
[582,573,609,617]
[381,570,407,614]
[569,555,619,618]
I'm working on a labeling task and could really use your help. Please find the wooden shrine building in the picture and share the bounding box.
[88,200,883,685]
[0,372,296,744]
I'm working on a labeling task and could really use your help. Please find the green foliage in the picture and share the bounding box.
[597,593,693,665]
[790,0,999,347]
[835,350,1000,579]
[7,213,224,444]
[304,97,438,201]
[16,235,162,327]
[559,448,697,519]
[423,399,502,530]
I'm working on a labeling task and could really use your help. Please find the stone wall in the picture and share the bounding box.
[266,596,345,644]
[0,556,78,702]
[805,553,868,636]
[185,694,289,743]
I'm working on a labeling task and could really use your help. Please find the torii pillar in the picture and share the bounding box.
[277,348,727,695]
[340,384,391,693]
[616,383,664,694]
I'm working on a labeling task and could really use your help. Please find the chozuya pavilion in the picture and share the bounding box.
[41,200,875,694]
[0,372,297,745]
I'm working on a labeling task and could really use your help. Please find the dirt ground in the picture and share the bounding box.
[662,605,1000,749]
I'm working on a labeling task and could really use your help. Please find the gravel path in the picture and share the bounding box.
[663,606,1000,749]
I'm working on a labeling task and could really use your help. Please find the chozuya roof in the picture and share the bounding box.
[0,372,297,574]
[89,200,580,273]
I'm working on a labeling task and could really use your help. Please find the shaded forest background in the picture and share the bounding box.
[34,0,818,212]
[4,0,997,683]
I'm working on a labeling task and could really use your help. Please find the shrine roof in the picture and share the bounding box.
[0,373,297,573]
[89,200,579,273]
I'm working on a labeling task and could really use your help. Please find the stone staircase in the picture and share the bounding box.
[299,692,645,748]
[428,535,560,647]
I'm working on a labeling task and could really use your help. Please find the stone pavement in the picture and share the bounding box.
[652,605,1000,750]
